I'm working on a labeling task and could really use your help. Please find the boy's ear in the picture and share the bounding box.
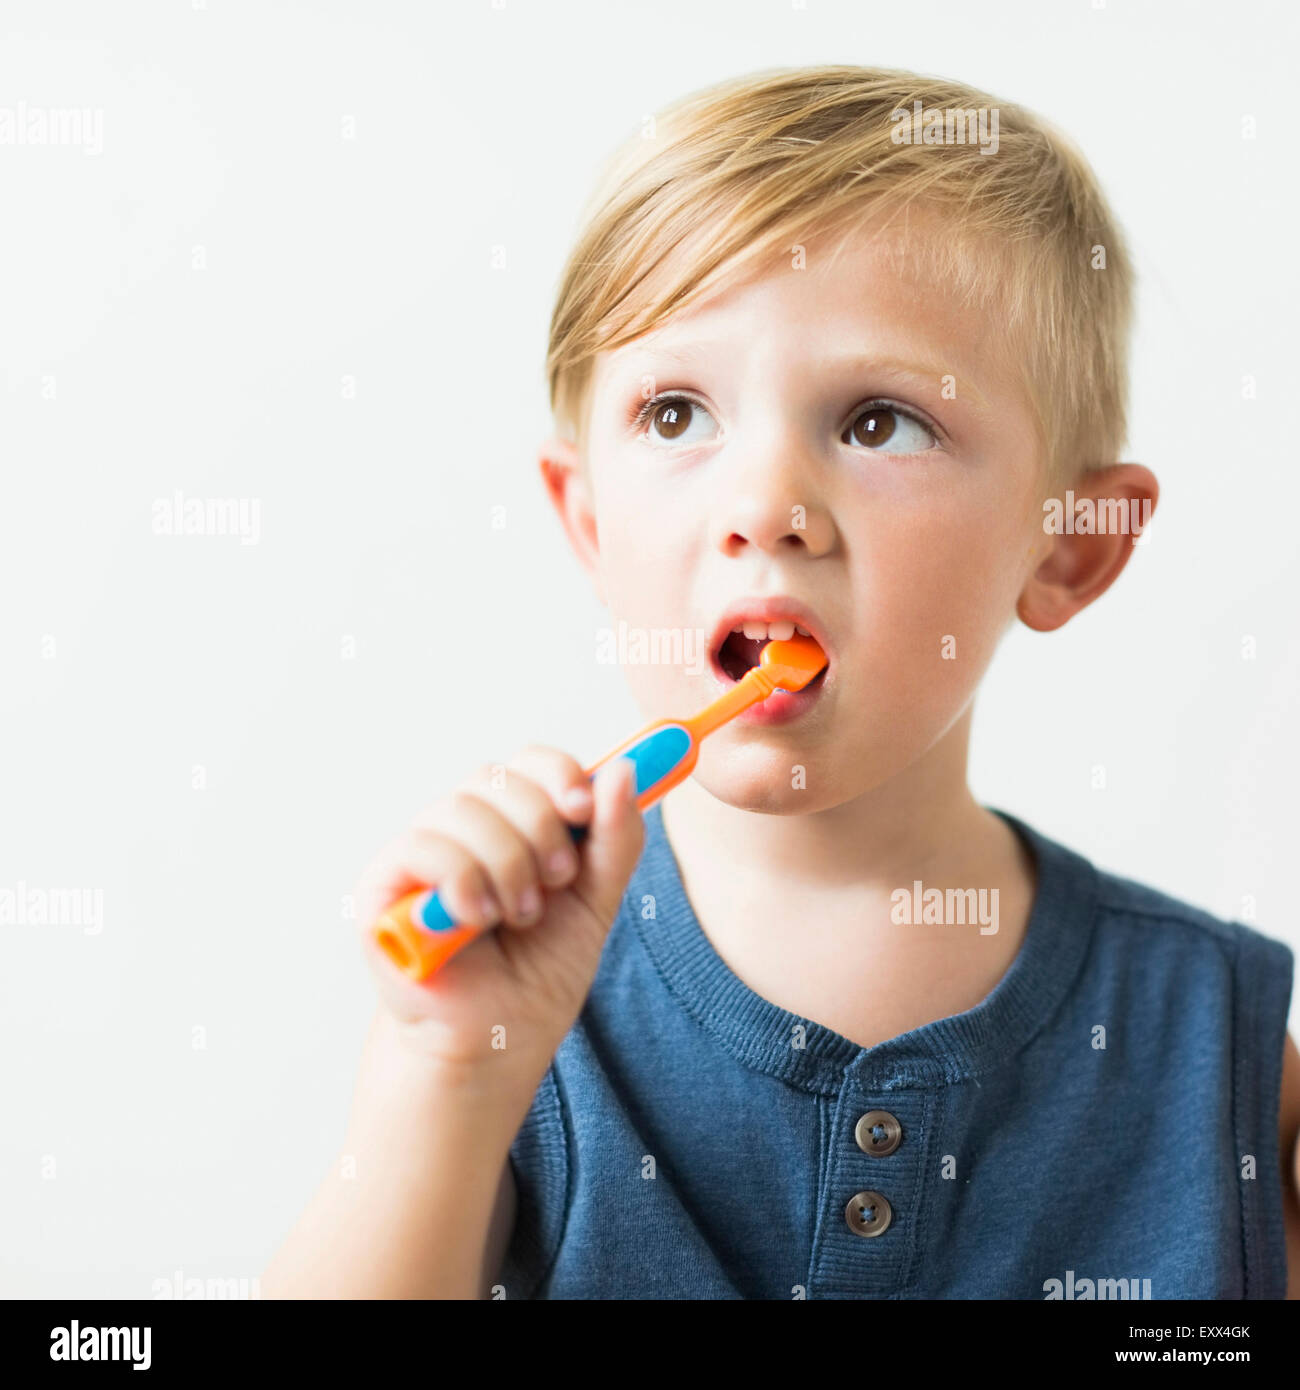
[538,435,604,601]
[1016,464,1159,632]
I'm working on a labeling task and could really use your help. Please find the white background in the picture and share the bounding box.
[1,0,1296,1296]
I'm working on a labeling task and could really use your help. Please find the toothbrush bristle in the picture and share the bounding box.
[759,634,828,691]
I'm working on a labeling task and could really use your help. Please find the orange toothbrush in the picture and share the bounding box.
[371,633,826,982]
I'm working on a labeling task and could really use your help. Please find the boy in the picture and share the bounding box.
[264,66,1300,1299]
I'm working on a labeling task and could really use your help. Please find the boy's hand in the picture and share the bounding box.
[355,748,643,1091]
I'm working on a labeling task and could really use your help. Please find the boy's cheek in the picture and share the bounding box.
[871,509,1026,622]
[850,563,1017,714]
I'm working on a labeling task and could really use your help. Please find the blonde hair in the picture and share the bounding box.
[546,65,1133,486]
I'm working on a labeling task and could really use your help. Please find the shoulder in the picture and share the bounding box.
[1064,843,1299,1295]
[1069,845,1298,1296]
[1078,857,1294,1092]
[1085,856,1294,981]
[1005,808,1294,979]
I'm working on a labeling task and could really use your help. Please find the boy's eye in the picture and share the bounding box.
[642,397,718,446]
[841,406,936,454]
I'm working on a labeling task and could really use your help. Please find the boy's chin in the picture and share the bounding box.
[696,767,845,817]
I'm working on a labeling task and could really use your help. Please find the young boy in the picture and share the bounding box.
[264,65,1300,1299]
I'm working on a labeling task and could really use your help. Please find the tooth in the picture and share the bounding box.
[767,620,795,640]
[742,621,767,640]
[732,625,744,634]
[795,624,810,636]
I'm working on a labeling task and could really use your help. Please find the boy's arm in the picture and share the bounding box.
[1281,1031,1300,1299]
[261,1009,531,1300]
[262,751,642,1299]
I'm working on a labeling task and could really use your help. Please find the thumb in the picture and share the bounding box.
[569,756,644,929]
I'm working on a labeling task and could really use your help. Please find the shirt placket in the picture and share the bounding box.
[807,1083,935,1298]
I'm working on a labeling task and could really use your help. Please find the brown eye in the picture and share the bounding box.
[652,400,692,439]
[642,396,718,447]
[844,408,896,448]
[841,405,936,455]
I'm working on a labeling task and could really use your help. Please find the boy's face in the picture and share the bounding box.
[545,228,1096,815]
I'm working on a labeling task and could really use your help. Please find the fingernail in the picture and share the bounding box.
[518,887,542,921]
[546,849,575,880]
[478,893,500,921]
[563,785,593,815]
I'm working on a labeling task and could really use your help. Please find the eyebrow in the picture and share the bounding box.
[624,341,713,369]
[623,345,990,411]
[837,354,991,411]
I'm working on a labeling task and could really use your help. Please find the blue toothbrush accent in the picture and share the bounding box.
[414,725,693,933]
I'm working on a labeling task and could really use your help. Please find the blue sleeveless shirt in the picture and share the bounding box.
[497,805,1294,1299]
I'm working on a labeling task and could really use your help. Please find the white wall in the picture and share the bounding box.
[1,0,1295,1296]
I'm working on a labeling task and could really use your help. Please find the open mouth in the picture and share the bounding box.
[710,614,831,695]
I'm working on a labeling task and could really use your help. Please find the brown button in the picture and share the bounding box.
[855,1110,902,1157]
[845,1190,892,1237]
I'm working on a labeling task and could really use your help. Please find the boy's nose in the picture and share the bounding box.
[712,456,836,558]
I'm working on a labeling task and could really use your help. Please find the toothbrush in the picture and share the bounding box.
[370,633,827,981]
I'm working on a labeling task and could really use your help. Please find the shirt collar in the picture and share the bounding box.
[626,801,1100,1094]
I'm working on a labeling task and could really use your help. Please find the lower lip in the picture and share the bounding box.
[709,658,830,726]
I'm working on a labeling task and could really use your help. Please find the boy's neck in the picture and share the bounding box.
[657,707,1039,1049]
[662,704,990,893]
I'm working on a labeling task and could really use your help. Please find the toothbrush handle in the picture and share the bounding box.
[370,723,697,981]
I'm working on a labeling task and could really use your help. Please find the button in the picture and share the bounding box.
[845,1190,892,1237]
[854,1110,902,1157]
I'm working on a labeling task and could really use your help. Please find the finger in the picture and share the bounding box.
[415,792,543,930]
[570,756,644,927]
[465,762,582,891]
[354,830,500,936]
[504,746,594,831]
